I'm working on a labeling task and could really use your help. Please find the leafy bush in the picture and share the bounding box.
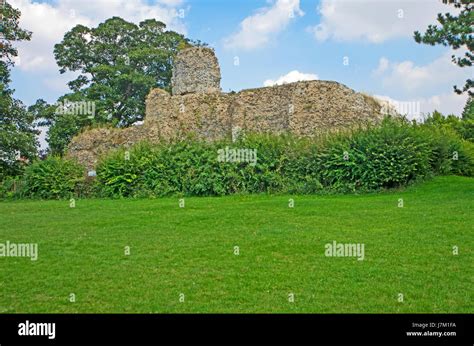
[0,176,25,199]
[462,97,473,121]
[97,138,290,197]
[21,156,85,199]
[95,117,473,198]
[424,111,474,142]
[419,121,474,177]
[318,118,433,191]
[7,116,472,200]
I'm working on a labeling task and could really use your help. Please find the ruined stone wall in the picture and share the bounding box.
[171,47,221,95]
[145,80,383,141]
[67,47,383,169]
[145,88,232,141]
[67,125,158,170]
[231,81,381,136]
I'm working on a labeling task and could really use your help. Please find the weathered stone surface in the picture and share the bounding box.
[145,80,383,141]
[145,88,232,141]
[66,126,155,170]
[171,47,221,96]
[67,47,384,169]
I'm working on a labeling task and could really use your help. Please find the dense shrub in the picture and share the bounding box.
[95,117,474,198]
[317,119,433,191]
[96,137,291,197]
[20,156,86,199]
[424,111,474,142]
[0,176,25,199]
[4,116,472,200]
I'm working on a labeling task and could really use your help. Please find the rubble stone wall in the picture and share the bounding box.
[67,47,383,169]
[145,80,383,140]
[171,47,221,96]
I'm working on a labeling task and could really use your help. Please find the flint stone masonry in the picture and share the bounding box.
[171,47,221,95]
[145,81,383,139]
[67,125,158,170]
[67,47,383,169]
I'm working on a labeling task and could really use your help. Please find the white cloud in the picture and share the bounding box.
[156,0,185,6]
[263,70,318,86]
[10,0,187,96]
[373,57,389,75]
[10,0,91,71]
[374,93,468,119]
[308,0,460,43]
[42,72,80,94]
[373,51,471,96]
[371,50,471,116]
[12,0,187,72]
[224,0,304,50]
[57,0,187,32]
[37,126,49,152]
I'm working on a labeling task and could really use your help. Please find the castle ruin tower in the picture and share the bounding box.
[171,47,222,96]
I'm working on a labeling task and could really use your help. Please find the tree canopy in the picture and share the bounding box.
[37,17,192,155]
[414,0,473,97]
[0,2,37,179]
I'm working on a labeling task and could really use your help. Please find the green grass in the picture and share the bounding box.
[0,176,472,313]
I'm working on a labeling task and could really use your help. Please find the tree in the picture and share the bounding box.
[462,96,473,120]
[414,0,473,97]
[40,17,192,155]
[29,94,93,156]
[54,17,190,126]
[0,2,37,179]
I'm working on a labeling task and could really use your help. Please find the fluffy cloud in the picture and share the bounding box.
[373,57,389,75]
[263,70,318,86]
[374,93,468,120]
[156,0,185,6]
[10,0,89,71]
[10,0,187,74]
[224,0,304,50]
[10,0,185,147]
[373,51,471,96]
[308,0,459,43]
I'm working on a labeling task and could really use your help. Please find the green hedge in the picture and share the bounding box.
[19,156,86,199]
[3,116,473,199]
[95,117,474,198]
[0,176,25,199]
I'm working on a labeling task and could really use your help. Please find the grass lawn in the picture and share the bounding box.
[0,176,472,313]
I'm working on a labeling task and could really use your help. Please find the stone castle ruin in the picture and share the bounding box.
[67,47,383,169]
[171,47,221,95]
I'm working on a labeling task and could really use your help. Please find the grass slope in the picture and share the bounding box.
[0,176,472,313]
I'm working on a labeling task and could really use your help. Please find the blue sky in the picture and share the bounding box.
[9,0,472,118]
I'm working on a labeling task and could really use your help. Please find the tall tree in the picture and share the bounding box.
[40,17,192,155]
[0,2,37,179]
[462,95,473,120]
[414,0,473,99]
[55,17,190,126]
